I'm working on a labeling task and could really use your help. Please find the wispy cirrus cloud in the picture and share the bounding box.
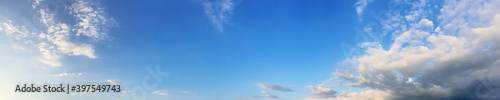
[68,0,115,41]
[106,80,120,85]
[251,91,279,99]
[153,90,195,95]
[0,0,115,67]
[202,0,238,32]
[50,72,82,77]
[354,0,374,21]
[256,82,293,92]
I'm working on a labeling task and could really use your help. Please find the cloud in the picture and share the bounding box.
[50,72,82,77]
[331,90,390,100]
[417,19,433,31]
[42,22,97,58]
[106,80,119,85]
[256,82,293,92]
[311,0,500,99]
[306,84,338,99]
[307,90,390,100]
[251,91,279,99]
[203,0,236,32]
[68,0,115,41]
[0,0,115,67]
[153,90,195,95]
[1,20,29,38]
[354,0,374,21]
[37,42,62,66]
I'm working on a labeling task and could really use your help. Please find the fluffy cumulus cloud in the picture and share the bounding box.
[0,0,114,67]
[203,0,238,32]
[256,82,294,92]
[309,0,500,99]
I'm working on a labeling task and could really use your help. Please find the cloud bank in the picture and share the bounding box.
[310,0,500,99]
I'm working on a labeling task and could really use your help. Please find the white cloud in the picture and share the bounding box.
[330,90,390,100]
[307,90,391,100]
[68,0,114,40]
[306,84,337,99]
[106,80,119,85]
[43,22,97,59]
[50,72,82,77]
[256,82,293,92]
[473,15,500,46]
[417,18,433,31]
[313,0,500,99]
[121,90,131,94]
[251,91,279,99]
[37,42,62,67]
[203,0,235,32]
[153,90,195,95]
[0,0,114,67]
[35,2,101,66]
[1,20,30,40]
[354,0,374,21]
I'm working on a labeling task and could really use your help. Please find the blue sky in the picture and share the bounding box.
[1,0,500,100]
[99,0,359,99]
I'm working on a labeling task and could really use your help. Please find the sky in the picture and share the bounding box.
[0,0,500,100]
